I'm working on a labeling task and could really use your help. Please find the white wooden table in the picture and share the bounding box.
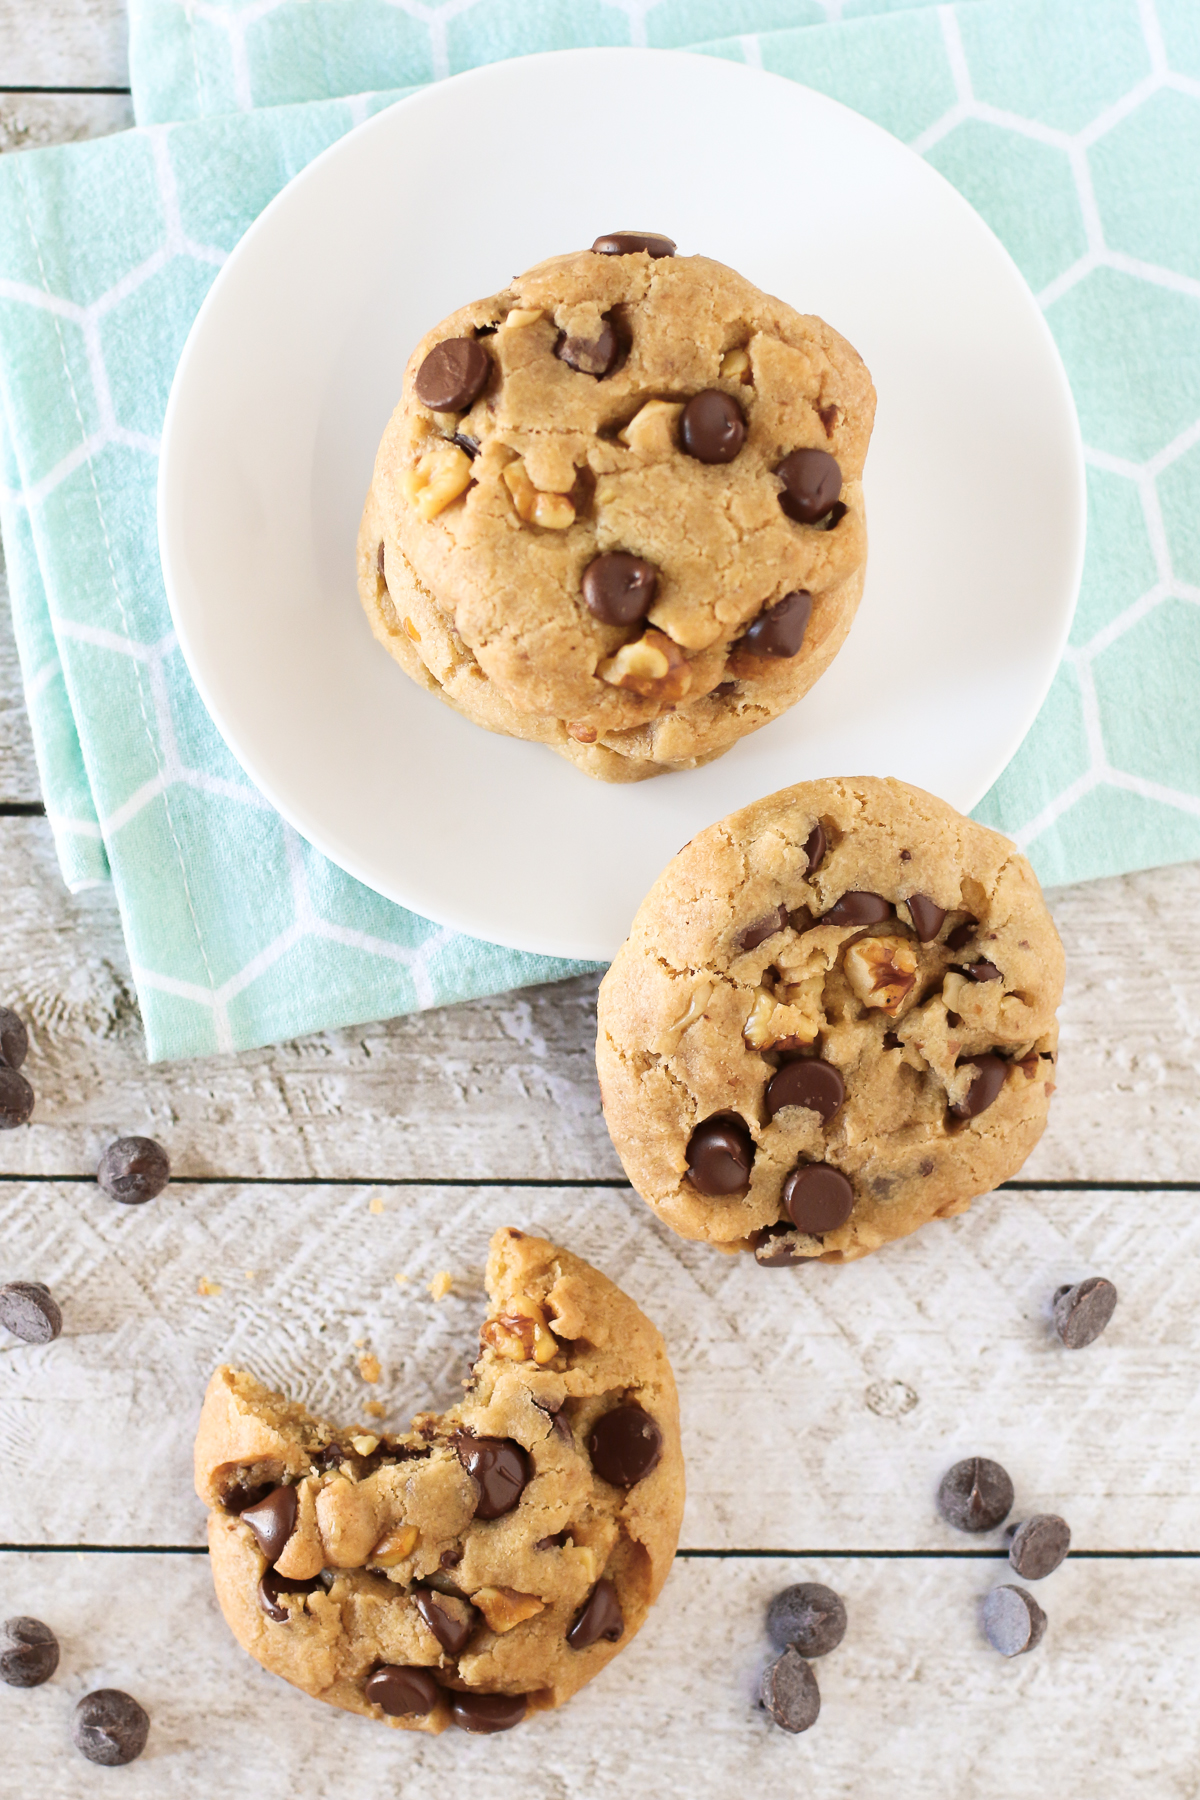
[2,7,1199,1793]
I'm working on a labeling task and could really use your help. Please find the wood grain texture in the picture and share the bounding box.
[1,1550,1197,1798]
[0,560,40,800]
[0,89,132,151]
[0,0,128,90]
[0,1182,1189,1550]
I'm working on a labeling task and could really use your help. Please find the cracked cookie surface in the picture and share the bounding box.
[195,1229,683,1733]
[358,243,874,782]
[595,778,1063,1262]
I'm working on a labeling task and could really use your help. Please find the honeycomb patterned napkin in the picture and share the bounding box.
[1,0,1198,1062]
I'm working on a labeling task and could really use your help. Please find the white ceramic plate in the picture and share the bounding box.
[159,48,1084,962]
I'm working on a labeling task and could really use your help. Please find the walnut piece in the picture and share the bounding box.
[743,985,820,1051]
[479,1294,558,1365]
[596,628,692,703]
[370,1524,419,1567]
[473,1586,546,1634]
[401,443,473,521]
[500,307,543,329]
[618,399,683,458]
[844,935,918,1015]
[720,347,751,381]
[503,459,576,529]
[567,721,598,743]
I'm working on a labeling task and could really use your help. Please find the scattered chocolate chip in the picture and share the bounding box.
[1008,1514,1070,1580]
[0,1065,34,1129]
[945,919,977,951]
[961,960,1002,982]
[781,1164,854,1234]
[240,1485,298,1564]
[817,401,839,437]
[567,1577,624,1649]
[949,1054,1009,1121]
[0,1007,29,1069]
[588,1404,662,1487]
[450,1690,528,1732]
[906,894,946,942]
[820,892,892,927]
[581,551,658,625]
[918,1157,935,1175]
[1,1616,59,1687]
[765,1060,844,1123]
[452,431,480,459]
[686,1114,753,1195]
[455,1434,531,1520]
[760,1646,820,1733]
[414,337,491,412]
[982,1585,1046,1657]
[883,1031,902,1051]
[72,1690,150,1766]
[740,904,790,952]
[591,231,675,258]
[364,1664,440,1716]
[440,1547,463,1569]
[777,448,842,524]
[752,1224,813,1267]
[96,1136,170,1204]
[0,1281,62,1344]
[738,589,811,658]
[414,1588,477,1656]
[803,824,827,875]
[680,389,746,464]
[937,1457,1014,1533]
[766,1583,846,1658]
[258,1569,321,1622]
[557,322,618,377]
[899,849,912,862]
[1053,1276,1117,1348]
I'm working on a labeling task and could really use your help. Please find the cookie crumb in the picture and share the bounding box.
[196,1277,222,1297]
[357,1352,381,1384]
[394,1272,409,1286]
[428,1270,453,1302]
[368,1194,385,1216]
[363,1400,386,1419]
[350,1433,379,1456]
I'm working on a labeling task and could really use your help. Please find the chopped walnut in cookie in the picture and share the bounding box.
[843,935,918,1016]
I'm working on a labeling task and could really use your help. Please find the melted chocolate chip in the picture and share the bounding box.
[0,1007,29,1070]
[440,1547,463,1569]
[937,1457,1014,1533]
[982,1586,1046,1657]
[961,960,1002,982]
[804,823,827,874]
[680,389,746,464]
[96,1136,170,1204]
[532,1397,574,1445]
[945,1011,962,1029]
[738,589,811,658]
[0,1065,34,1129]
[765,1059,844,1124]
[588,1404,663,1487]
[883,1031,902,1051]
[1008,1514,1071,1580]
[414,1588,477,1656]
[752,1224,813,1267]
[945,919,977,951]
[581,551,658,625]
[592,231,675,258]
[566,1577,624,1649]
[449,1690,528,1733]
[222,1479,272,1515]
[781,1164,854,1234]
[452,431,480,458]
[365,1665,440,1717]
[239,1485,297,1564]
[535,1531,571,1551]
[556,322,618,376]
[1,1616,59,1688]
[1053,1276,1117,1348]
[258,1569,321,1622]
[820,891,892,927]
[760,1647,820,1733]
[740,904,790,952]
[455,1434,531,1520]
[950,1054,1009,1120]
[414,337,490,412]
[766,1583,847,1657]
[906,894,946,942]
[685,1115,754,1195]
[0,1281,62,1344]
[777,448,842,523]
[72,1690,150,1766]
[790,905,818,933]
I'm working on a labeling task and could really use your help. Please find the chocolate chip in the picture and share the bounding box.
[1,1616,59,1687]
[557,322,618,377]
[588,1404,662,1487]
[883,1031,902,1050]
[949,1054,1009,1120]
[72,1690,150,1766]
[777,448,842,524]
[414,1587,477,1656]
[740,904,790,953]
[679,389,745,464]
[766,1583,846,1658]
[455,1434,530,1520]
[0,1007,29,1069]
[781,1164,854,1234]
[1008,1514,1070,1580]
[0,1065,34,1129]
[591,231,675,258]
[945,919,977,951]
[449,1690,528,1733]
[452,431,480,458]
[752,1224,813,1267]
[1053,1276,1118,1348]
[365,1664,440,1716]
[566,1577,624,1649]
[945,1011,962,1029]
[440,1547,463,1569]
[414,337,491,412]
[581,551,658,625]
[532,1395,573,1444]
[906,894,946,942]
[239,1484,297,1564]
[760,1647,820,1733]
[961,960,1002,982]
[0,1281,62,1344]
[981,1585,1046,1657]
[804,823,827,874]
[685,1115,754,1195]
[936,1457,1014,1533]
[820,892,892,927]
[96,1136,170,1204]
[764,1059,844,1124]
[535,1531,570,1551]
[738,589,811,658]
[222,1479,271,1514]
[258,1569,321,1622]
[310,1444,346,1474]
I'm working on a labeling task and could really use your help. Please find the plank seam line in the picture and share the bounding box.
[0,801,45,815]
[1,1546,1194,1560]
[0,86,133,97]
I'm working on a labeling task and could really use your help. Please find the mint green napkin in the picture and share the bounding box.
[2,0,1198,1062]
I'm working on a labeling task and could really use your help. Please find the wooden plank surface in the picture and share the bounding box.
[0,0,127,91]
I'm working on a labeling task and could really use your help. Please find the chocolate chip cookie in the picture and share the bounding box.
[358,232,874,782]
[595,778,1063,1262]
[195,1228,683,1733]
